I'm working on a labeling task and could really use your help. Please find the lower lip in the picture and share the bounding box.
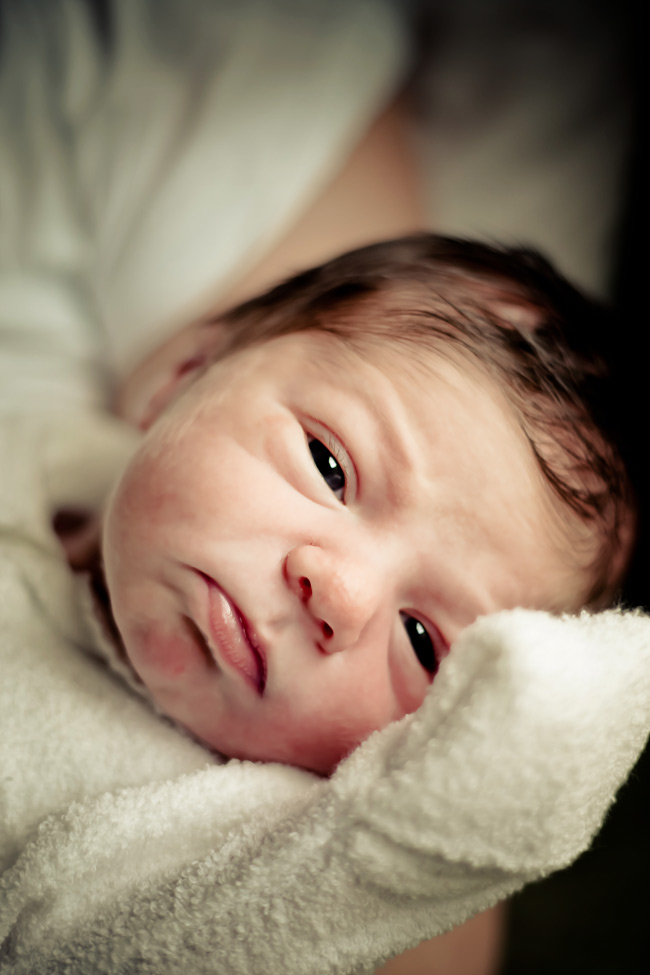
[200,575,265,693]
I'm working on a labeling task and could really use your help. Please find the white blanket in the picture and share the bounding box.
[1,412,649,974]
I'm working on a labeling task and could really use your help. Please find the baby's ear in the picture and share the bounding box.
[137,353,208,432]
[116,319,228,430]
[488,298,543,334]
[451,269,546,338]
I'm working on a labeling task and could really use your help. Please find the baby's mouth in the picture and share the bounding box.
[196,572,267,694]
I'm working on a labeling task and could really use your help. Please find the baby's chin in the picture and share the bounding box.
[160,692,355,776]
[205,717,360,776]
[217,741,344,777]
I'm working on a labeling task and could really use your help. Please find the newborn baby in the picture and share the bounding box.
[88,233,634,775]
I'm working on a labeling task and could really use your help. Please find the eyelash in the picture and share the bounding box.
[306,432,349,502]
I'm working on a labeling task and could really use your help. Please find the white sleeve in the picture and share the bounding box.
[0,0,112,413]
[0,0,409,412]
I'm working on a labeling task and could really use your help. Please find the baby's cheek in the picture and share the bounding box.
[135,624,193,681]
[106,450,186,559]
[277,705,383,774]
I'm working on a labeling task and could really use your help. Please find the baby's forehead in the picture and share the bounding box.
[269,326,493,397]
[248,328,524,458]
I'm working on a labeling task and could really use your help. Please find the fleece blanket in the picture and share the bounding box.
[1,412,649,974]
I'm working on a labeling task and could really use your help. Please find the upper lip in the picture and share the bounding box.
[195,570,267,692]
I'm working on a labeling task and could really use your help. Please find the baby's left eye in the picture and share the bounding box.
[308,436,346,500]
[401,613,438,675]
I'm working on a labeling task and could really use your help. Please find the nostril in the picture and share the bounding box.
[299,576,312,597]
[321,621,333,638]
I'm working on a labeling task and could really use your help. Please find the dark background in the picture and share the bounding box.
[502,4,649,971]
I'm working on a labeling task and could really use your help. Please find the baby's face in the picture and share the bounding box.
[103,331,582,774]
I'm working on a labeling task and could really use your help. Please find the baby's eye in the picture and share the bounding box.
[400,613,438,675]
[308,436,346,500]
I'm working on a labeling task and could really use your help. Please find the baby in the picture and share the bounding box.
[83,232,635,776]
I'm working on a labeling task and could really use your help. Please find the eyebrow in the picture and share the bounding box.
[354,383,421,511]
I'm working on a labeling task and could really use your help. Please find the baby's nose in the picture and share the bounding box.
[285,544,377,653]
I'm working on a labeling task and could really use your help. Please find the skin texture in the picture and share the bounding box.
[103,331,582,776]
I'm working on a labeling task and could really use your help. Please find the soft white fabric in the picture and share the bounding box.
[0,0,407,411]
[1,412,649,974]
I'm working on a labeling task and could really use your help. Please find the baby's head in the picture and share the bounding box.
[103,235,635,774]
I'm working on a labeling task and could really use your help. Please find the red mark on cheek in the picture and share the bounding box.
[137,626,193,680]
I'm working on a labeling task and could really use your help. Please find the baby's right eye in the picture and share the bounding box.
[400,613,438,675]
[308,437,346,501]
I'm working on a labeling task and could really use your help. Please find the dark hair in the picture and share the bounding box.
[212,233,635,606]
